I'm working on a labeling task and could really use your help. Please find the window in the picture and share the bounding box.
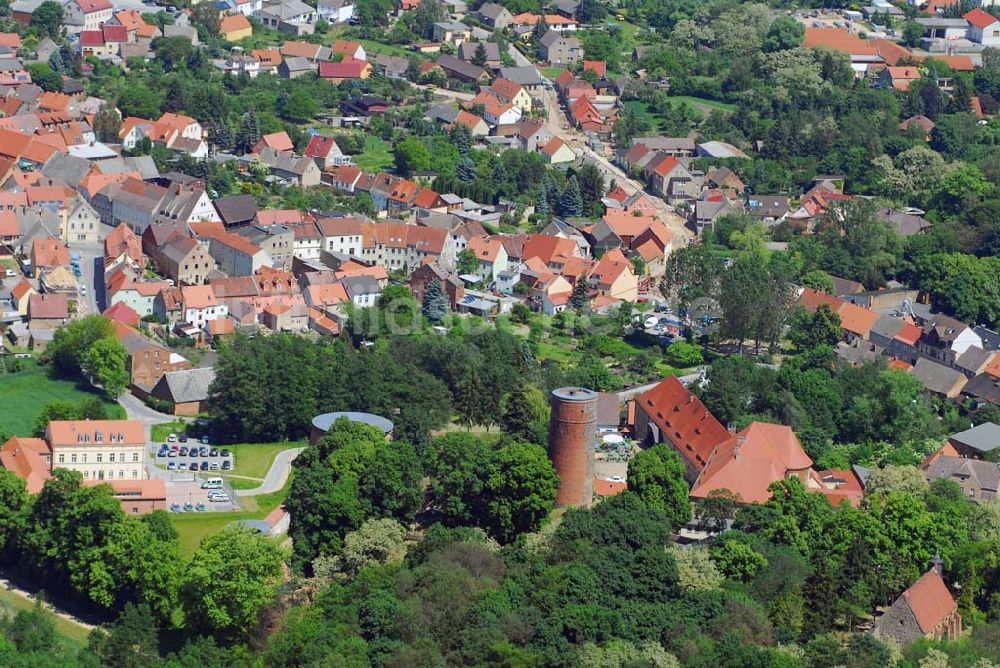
[120,453,125,462]
[132,470,138,479]
[97,454,102,463]
[107,470,114,479]
[83,471,89,479]
[71,454,77,463]
[58,454,64,463]
[119,470,124,479]
[109,453,115,463]
[81,454,87,463]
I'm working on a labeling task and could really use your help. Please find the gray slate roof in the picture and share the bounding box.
[950,422,1000,454]
[926,456,1000,494]
[153,367,216,404]
[499,66,542,86]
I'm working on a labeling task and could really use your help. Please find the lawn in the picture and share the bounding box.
[354,135,394,172]
[0,587,91,653]
[151,419,189,443]
[665,95,737,116]
[169,478,291,558]
[623,100,660,132]
[0,360,125,437]
[540,66,565,78]
[229,442,303,479]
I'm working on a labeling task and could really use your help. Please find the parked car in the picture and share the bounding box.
[157,448,168,457]
[200,462,209,471]
[167,462,177,470]
[170,502,181,512]
[195,503,206,511]
[220,449,231,457]
[179,434,188,443]
[198,447,208,457]
[221,461,231,471]
[200,436,210,445]
[183,502,194,512]
[189,462,199,471]
[209,449,219,457]
[167,449,177,458]
[179,447,188,456]
[209,493,230,503]
[209,462,220,470]
[167,434,177,442]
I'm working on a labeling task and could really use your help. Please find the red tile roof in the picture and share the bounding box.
[965,8,999,29]
[903,570,958,634]
[304,134,338,159]
[102,24,128,42]
[635,376,730,471]
[46,419,145,447]
[318,57,370,79]
[77,0,112,12]
[583,60,606,77]
[593,478,627,497]
[691,422,813,504]
[103,301,141,326]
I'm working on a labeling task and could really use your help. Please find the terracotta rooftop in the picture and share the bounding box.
[635,376,730,472]
[903,569,958,634]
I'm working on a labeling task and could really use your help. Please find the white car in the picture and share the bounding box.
[79,285,87,295]
[607,476,626,483]
[208,492,230,503]
[3,269,15,278]
[643,316,658,329]
[167,434,177,442]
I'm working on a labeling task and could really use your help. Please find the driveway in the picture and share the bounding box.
[235,447,304,497]
[119,392,175,441]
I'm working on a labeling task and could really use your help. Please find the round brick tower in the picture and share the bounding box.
[548,387,598,508]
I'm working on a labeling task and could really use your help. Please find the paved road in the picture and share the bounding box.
[70,243,103,315]
[616,367,706,402]
[235,447,304,497]
[119,392,175,442]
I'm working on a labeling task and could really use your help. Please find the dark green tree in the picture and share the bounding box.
[30,0,63,38]
[237,109,261,154]
[472,42,489,67]
[557,175,583,217]
[764,16,804,52]
[83,603,160,668]
[482,441,558,542]
[570,277,590,314]
[627,444,692,529]
[421,280,449,323]
[456,156,477,183]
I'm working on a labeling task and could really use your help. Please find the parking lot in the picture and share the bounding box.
[165,479,240,513]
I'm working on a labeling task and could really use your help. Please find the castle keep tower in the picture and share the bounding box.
[548,387,598,508]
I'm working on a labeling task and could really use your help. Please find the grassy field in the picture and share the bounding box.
[623,100,660,132]
[229,442,302,479]
[0,360,125,437]
[354,135,393,172]
[169,479,290,558]
[666,95,737,116]
[151,419,188,443]
[539,66,565,78]
[0,588,91,653]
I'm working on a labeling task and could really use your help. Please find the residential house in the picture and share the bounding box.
[879,66,922,91]
[252,148,322,186]
[873,566,961,644]
[409,261,465,308]
[159,236,213,286]
[220,13,253,40]
[643,153,693,202]
[747,195,790,225]
[236,224,293,271]
[317,216,364,256]
[253,131,295,154]
[516,120,552,152]
[499,66,544,95]
[539,136,575,164]
[538,31,581,65]
[318,0,354,23]
[278,56,314,78]
[108,280,168,318]
[181,285,228,327]
[258,0,317,35]
[318,57,373,83]
[360,221,454,270]
[965,8,1000,46]
[490,78,533,112]
[196,226,272,277]
[458,41,500,68]
[433,21,471,45]
[465,235,508,282]
[478,94,522,126]
[63,0,114,33]
[9,279,34,316]
[28,293,68,329]
[947,423,1000,459]
[912,357,968,399]
[588,248,637,302]
[919,314,983,365]
[331,39,366,60]
[925,456,1000,502]
[304,135,348,170]
[477,2,513,28]
[29,238,70,278]
[341,274,381,308]
[64,198,100,244]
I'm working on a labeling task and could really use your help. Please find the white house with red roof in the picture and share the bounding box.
[965,8,1000,45]
[64,0,113,33]
[304,134,348,170]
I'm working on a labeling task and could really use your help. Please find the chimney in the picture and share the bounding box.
[734,435,746,460]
